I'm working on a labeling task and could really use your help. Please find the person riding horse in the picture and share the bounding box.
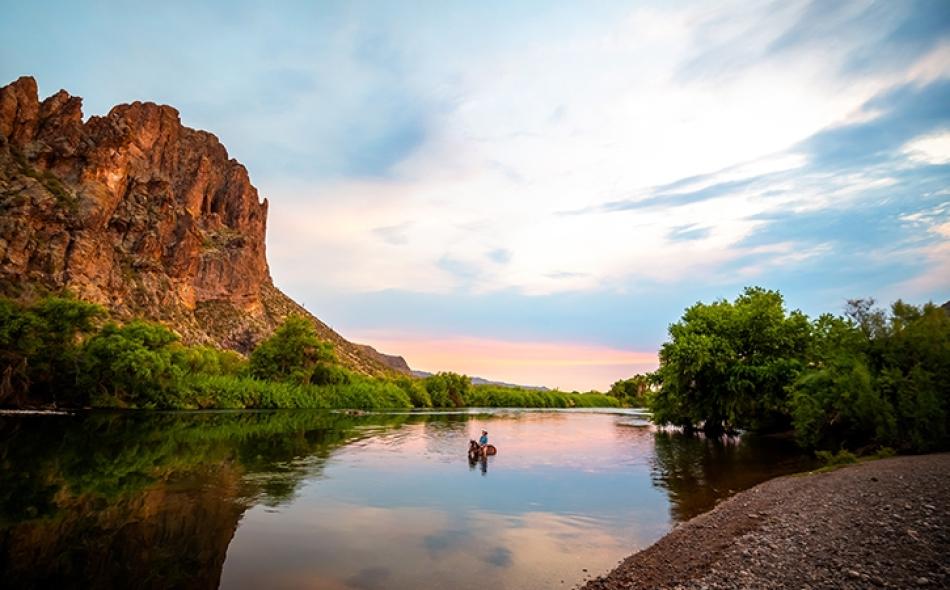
[468,429,497,460]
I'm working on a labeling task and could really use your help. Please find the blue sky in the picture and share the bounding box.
[2,1,949,389]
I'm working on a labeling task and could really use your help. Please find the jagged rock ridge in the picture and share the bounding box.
[0,76,408,376]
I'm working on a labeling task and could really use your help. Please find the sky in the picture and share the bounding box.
[2,1,949,390]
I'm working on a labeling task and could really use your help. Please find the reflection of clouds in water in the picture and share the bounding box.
[223,502,645,590]
[485,546,513,568]
[222,504,452,590]
[423,527,470,557]
[344,566,391,590]
[220,411,809,590]
[466,510,643,588]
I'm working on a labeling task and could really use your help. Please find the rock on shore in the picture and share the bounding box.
[583,454,950,590]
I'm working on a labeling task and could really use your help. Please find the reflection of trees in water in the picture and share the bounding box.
[418,413,476,456]
[0,410,415,589]
[403,411,512,471]
[650,430,815,523]
[0,410,604,588]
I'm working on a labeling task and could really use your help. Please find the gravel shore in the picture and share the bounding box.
[582,454,950,590]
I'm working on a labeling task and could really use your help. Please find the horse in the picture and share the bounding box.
[468,439,497,460]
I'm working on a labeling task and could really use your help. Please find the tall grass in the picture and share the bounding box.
[175,374,413,410]
[462,384,620,409]
[170,377,618,411]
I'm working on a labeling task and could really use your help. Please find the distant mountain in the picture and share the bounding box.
[355,344,412,373]
[410,370,549,391]
[0,76,407,377]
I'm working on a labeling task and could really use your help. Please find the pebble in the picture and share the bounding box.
[579,455,950,590]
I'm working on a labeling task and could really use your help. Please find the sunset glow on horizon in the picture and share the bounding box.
[350,333,658,391]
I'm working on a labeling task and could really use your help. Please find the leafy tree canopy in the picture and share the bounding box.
[651,287,810,435]
[249,316,335,385]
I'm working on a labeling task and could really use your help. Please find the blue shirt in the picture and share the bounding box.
[479,434,488,445]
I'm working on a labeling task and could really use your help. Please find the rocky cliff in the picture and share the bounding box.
[0,76,408,376]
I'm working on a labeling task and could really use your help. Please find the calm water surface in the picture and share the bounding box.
[0,409,814,589]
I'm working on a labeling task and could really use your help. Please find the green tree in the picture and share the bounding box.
[790,299,949,452]
[309,362,352,386]
[608,373,653,406]
[177,345,247,376]
[393,376,432,407]
[249,316,335,384]
[0,298,39,406]
[791,355,895,449]
[79,320,184,408]
[424,372,471,407]
[0,295,103,407]
[651,287,811,434]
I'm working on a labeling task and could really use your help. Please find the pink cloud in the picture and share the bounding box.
[351,332,658,392]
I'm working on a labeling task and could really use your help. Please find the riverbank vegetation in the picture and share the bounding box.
[0,295,617,410]
[647,287,949,454]
[607,373,654,407]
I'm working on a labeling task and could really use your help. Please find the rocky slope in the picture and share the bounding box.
[0,76,407,376]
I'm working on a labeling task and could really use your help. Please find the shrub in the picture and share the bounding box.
[79,321,185,408]
[424,372,471,407]
[310,362,352,386]
[815,449,858,467]
[249,316,334,384]
[393,376,431,408]
[0,295,104,407]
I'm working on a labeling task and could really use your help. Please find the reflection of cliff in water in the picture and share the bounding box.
[649,430,816,523]
[0,411,411,590]
[1,464,245,590]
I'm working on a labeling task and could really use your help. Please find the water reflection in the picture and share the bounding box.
[0,411,405,590]
[650,429,817,521]
[468,454,489,475]
[0,409,813,590]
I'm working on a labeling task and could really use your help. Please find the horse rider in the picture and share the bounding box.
[478,429,489,449]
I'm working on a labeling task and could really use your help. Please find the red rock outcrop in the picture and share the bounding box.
[0,76,407,375]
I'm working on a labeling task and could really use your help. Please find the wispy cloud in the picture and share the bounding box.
[903,131,950,165]
[487,248,512,264]
[261,2,949,302]
[373,222,413,246]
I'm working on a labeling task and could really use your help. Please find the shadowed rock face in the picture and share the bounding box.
[0,76,407,375]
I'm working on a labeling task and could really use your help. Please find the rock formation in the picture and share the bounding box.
[0,76,408,376]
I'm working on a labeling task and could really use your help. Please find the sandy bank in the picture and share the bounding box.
[582,454,950,589]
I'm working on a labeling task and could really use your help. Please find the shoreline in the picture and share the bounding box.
[582,454,950,589]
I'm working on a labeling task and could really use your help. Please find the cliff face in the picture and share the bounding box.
[0,76,407,376]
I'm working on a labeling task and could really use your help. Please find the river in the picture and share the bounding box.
[0,409,815,589]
